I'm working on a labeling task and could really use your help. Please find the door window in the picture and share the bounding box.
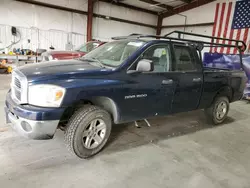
[140,44,171,72]
[173,45,198,71]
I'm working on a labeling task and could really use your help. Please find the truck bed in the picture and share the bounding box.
[203,67,243,72]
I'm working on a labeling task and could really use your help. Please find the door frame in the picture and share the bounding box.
[126,42,177,117]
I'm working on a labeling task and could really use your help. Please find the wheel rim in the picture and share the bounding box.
[216,101,227,120]
[82,119,107,149]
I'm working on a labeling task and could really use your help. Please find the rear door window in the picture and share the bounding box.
[173,45,198,71]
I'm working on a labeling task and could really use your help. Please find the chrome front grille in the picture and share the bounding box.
[14,77,21,89]
[15,89,21,100]
[11,69,28,104]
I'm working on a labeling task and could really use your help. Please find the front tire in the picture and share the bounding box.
[64,105,112,158]
[205,96,229,125]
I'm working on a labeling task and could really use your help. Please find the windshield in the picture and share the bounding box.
[75,42,100,53]
[82,40,145,67]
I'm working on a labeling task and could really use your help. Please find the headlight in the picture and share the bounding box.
[28,84,66,107]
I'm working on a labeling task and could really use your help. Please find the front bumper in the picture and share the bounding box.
[5,91,65,140]
[5,107,59,139]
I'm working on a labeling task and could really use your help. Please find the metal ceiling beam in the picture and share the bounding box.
[161,0,216,18]
[139,0,174,12]
[15,0,88,15]
[93,13,157,28]
[15,0,157,29]
[98,0,158,15]
[161,22,214,29]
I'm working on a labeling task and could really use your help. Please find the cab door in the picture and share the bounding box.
[120,43,176,122]
[170,44,203,113]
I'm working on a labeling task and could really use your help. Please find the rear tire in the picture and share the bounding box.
[64,105,112,159]
[204,96,229,125]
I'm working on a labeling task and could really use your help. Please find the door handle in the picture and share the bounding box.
[162,79,173,85]
[192,78,201,82]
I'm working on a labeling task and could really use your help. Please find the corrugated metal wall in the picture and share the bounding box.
[0,25,86,51]
[0,0,157,52]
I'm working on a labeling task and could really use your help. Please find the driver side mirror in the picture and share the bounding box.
[127,59,154,74]
[136,59,154,72]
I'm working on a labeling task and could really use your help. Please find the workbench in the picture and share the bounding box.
[0,54,42,63]
[0,54,42,73]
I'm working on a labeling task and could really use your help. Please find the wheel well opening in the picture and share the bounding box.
[91,97,119,123]
[59,97,119,128]
[215,87,233,103]
[59,100,92,127]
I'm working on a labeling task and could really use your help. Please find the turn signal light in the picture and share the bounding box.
[55,91,63,101]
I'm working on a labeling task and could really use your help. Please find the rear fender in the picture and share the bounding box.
[213,86,233,103]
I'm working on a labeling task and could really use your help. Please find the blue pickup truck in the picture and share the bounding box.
[5,31,247,158]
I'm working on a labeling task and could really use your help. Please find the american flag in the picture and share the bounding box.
[210,0,250,54]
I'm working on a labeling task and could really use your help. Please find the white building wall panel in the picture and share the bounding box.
[95,1,157,26]
[93,18,156,41]
[72,13,88,35]
[162,0,235,26]
[0,0,156,51]
[161,0,237,53]
[0,25,79,51]
[38,30,68,50]
[162,26,213,41]
[34,6,72,31]
[35,0,88,11]
[163,3,216,26]
[0,1,35,28]
[0,0,87,30]
[162,0,237,34]
[0,0,87,51]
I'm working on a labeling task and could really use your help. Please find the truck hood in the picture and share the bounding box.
[18,59,109,81]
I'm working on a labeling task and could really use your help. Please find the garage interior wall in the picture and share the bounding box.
[93,1,157,41]
[0,0,157,51]
[161,0,236,45]
[0,0,87,51]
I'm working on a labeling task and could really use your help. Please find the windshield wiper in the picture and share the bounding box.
[81,57,105,68]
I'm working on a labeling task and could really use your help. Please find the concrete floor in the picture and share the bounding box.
[0,74,250,188]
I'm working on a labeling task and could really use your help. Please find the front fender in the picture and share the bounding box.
[62,81,123,124]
